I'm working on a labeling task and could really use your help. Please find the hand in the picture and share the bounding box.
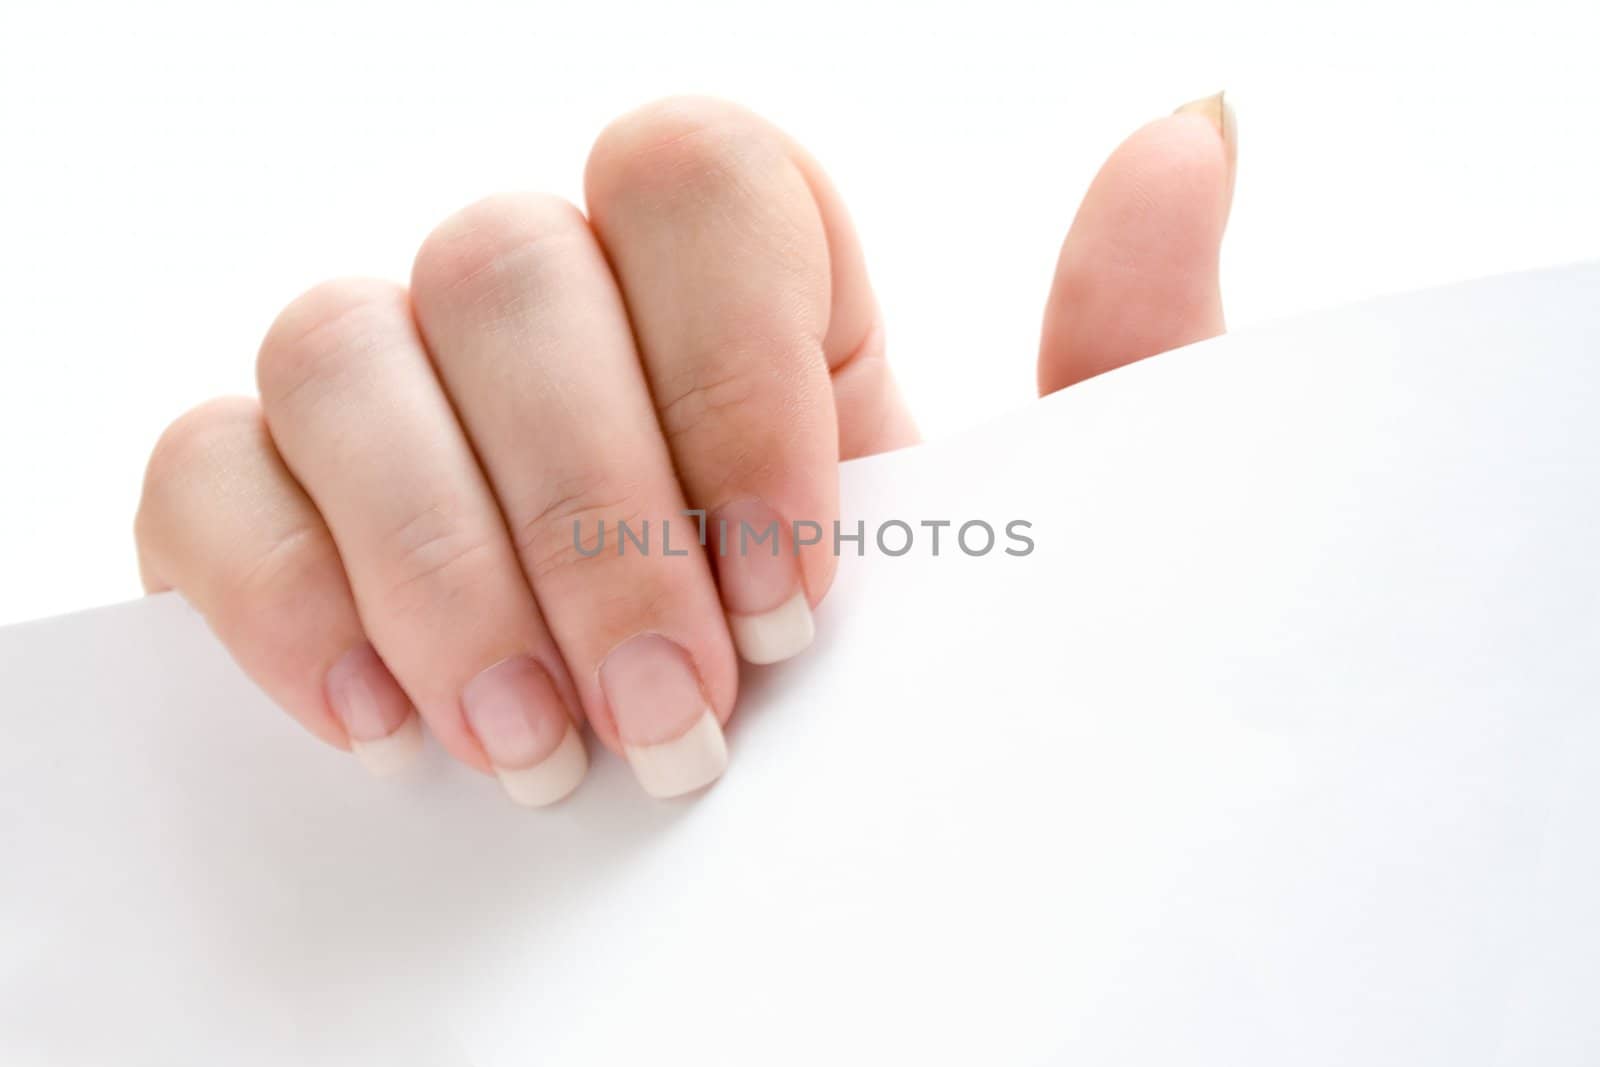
[134,94,1236,803]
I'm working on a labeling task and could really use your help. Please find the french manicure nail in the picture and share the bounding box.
[326,642,423,777]
[712,498,815,665]
[462,656,587,807]
[599,634,727,798]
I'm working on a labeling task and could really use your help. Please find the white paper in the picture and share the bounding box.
[2,266,1598,1065]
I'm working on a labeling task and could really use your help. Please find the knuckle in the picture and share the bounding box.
[379,500,505,617]
[255,278,407,410]
[202,522,347,673]
[515,478,651,587]
[143,396,261,487]
[586,96,775,213]
[137,396,263,541]
[137,399,348,616]
[411,193,589,316]
[653,344,830,496]
[654,363,764,450]
[227,522,342,609]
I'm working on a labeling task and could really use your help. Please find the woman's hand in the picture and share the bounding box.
[133,94,1236,803]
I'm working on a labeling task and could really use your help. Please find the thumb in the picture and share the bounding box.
[1038,93,1237,395]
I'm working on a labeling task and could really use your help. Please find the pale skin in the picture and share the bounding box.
[134,93,1237,803]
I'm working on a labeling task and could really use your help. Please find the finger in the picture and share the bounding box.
[134,397,423,776]
[584,97,917,665]
[256,280,588,807]
[585,101,831,663]
[1038,92,1237,395]
[585,102,915,668]
[411,195,736,799]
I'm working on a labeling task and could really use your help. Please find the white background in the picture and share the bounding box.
[1,0,1596,627]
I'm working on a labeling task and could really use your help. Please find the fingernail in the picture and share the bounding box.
[599,634,727,798]
[1175,90,1237,169]
[326,642,423,777]
[711,499,815,665]
[462,656,587,807]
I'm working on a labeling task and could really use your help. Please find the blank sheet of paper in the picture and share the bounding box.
[2,266,1597,1065]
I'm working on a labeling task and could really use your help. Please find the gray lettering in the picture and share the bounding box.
[1005,519,1035,557]
[834,520,866,556]
[876,519,914,557]
[618,519,650,556]
[574,520,604,558]
[740,519,781,556]
[957,519,995,556]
